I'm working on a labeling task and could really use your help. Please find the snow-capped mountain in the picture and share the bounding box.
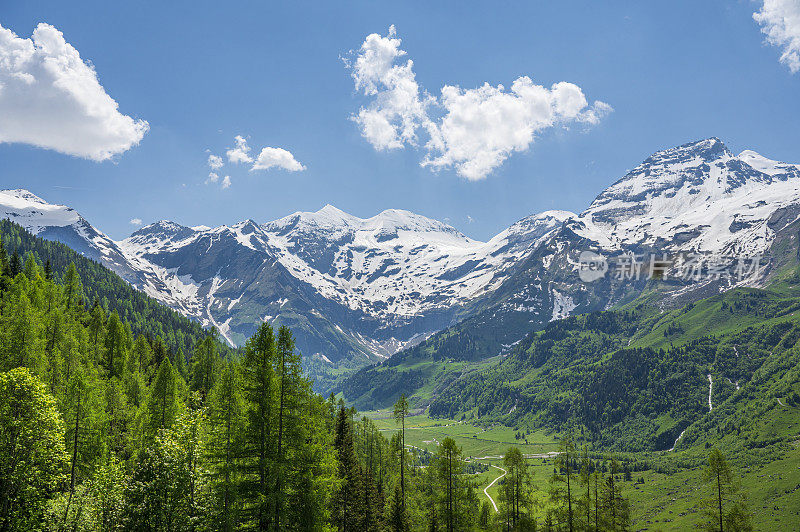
[457,138,800,359]
[115,205,571,355]
[0,189,142,282]
[0,187,571,365]
[571,137,800,255]
[4,138,798,370]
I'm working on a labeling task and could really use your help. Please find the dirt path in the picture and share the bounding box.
[484,464,507,512]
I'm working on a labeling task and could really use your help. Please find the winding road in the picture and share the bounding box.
[483,464,507,512]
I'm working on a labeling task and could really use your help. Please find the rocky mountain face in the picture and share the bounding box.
[4,138,798,374]
[0,188,571,368]
[382,138,800,365]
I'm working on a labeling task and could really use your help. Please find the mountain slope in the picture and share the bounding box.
[336,138,800,404]
[0,189,571,375]
[0,219,230,358]
[5,138,798,385]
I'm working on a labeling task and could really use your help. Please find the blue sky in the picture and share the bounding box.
[1,0,799,240]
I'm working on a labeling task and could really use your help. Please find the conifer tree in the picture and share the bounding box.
[579,447,593,532]
[434,437,476,532]
[62,263,83,312]
[273,325,301,530]
[549,434,578,531]
[104,312,125,378]
[191,335,219,401]
[700,448,752,532]
[146,357,180,440]
[500,446,533,530]
[239,321,276,529]
[393,393,409,510]
[9,248,21,278]
[601,459,630,532]
[388,483,409,532]
[206,361,244,531]
[333,405,363,531]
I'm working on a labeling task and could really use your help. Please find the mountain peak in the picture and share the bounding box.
[0,188,80,232]
[317,204,347,215]
[647,137,731,164]
[134,220,188,234]
[738,149,800,177]
[0,188,51,205]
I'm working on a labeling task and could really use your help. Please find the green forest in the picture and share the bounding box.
[0,224,768,531]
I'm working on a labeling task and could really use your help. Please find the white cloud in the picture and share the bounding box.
[347,25,433,150]
[226,135,253,164]
[346,27,611,180]
[206,172,220,184]
[221,175,231,189]
[425,79,613,181]
[251,147,306,172]
[208,154,223,170]
[754,0,800,73]
[129,218,142,226]
[0,22,148,161]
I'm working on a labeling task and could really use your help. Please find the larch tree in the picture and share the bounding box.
[700,448,752,532]
[393,393,409,510]
[240,321,276,529]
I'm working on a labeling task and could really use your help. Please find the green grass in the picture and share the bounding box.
[366,410,800,529]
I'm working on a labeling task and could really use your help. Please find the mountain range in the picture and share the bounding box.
[4,137,799,382]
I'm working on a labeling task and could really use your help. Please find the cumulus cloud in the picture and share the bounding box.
[226,135,253,164]
[347,25,433,150]
[425,79,613,180]
[206,172,220,184]
[221,175,232,189]
[754,0,800,73]
[252,147,306,172]
[129,218,142,226]
[208,154,223,170]
[0,22,148,160]
[345,27,611,180]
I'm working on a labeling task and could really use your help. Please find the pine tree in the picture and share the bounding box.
[478,500,491,530]
[88,302,106,364]
[146,357,180,440]
[579,447,593,532]
[61,366,103,525]
[9,248,21,278]
[62,263,83,312]
[190,335,219,401]
[700,448,752,532]
[435,437,477,532]
[500,446,533,530]
[388,483,409,531]
[549,434,578,532]
[104,312,125,378]
[239,321,276,529]
[393,393,409,511]
[333,406,363,531]
[273,325,301,530]
[206,361,244,531]
[600,459,630,532]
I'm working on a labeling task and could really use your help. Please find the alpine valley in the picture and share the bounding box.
[5,137,800,391]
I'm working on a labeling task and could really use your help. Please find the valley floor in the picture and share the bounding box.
[367,411,800,530]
